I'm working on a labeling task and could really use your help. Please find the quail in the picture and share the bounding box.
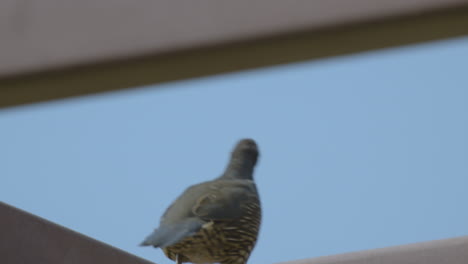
[140,138,261,264]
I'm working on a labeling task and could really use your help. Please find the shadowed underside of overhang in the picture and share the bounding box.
[1,1,468,108]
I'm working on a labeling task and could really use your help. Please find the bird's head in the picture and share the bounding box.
[231,138,259,166]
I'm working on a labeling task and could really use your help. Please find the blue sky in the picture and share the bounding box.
[1,36,468,264]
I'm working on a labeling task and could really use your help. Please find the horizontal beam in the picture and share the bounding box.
[1,1,468,108]
[0,202,154,264]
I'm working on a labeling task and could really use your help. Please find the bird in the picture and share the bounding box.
[140,138,261,264]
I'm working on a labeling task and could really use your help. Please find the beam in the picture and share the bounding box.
[0,202,154,264]
[279,236,468,264]
[1,1,468,107]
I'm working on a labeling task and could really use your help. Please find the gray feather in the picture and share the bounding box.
[140,218,204,248]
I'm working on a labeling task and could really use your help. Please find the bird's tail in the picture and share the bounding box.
[139,218,204,248]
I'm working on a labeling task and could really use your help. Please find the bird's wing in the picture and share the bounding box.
[192,180,258,220]
[140,180,258,248]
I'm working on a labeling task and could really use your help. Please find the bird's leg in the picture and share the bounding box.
[175,254,181,264]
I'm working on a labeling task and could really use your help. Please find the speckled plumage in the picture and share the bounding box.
[140,139,261,264]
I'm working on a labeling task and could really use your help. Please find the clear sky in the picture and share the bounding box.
[1,36,468,264]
